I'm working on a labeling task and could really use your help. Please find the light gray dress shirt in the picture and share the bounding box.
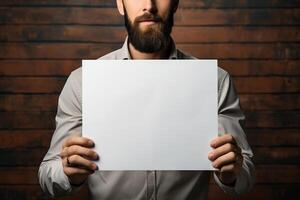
[39,37,255,200]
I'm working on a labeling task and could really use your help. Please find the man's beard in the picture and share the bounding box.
[124,8,174,53]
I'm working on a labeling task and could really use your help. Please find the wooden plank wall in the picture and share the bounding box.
[0,0,299,199]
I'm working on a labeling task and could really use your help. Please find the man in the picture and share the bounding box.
[39,0,255,199]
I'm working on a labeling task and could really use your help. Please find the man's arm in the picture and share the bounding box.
[38,69,96,197]
[211,69,255,195]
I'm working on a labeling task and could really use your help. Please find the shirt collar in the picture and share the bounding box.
[117,36,178,60]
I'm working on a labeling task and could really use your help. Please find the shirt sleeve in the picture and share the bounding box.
[214,70,255,195]
[38,70,84,197]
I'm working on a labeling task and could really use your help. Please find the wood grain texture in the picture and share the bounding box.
[0,43,299,59]
[1,0,300,8]
[1,25,299,43]
[1,147,300,167]
[1,60,300,76]
[1,77,299,94]
[0,165,299,185]
[2,94,299,111]
[1,184,299,200]
[1,8,299,25]
[0,110,299,130]
[1,128,299,150]
[0,185,89,200]
[0,0,299,199]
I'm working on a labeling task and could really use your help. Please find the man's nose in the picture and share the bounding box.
[143,0,157,13]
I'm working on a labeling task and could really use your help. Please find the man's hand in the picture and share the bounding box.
[60,136,99,185]
[208,134,243,185]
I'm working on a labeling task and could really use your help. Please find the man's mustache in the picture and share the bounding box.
[135,12,163,23]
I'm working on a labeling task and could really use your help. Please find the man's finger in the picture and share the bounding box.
[212,151,237,169]
[208,143,237,161]
[63,166,94,177]
[63,136,94,148]
[219,164,235,173]
[210,134,236,148]
[68,155,98,171]
[61,145,99,160]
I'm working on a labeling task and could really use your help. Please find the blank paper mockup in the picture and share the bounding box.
[82,60,217,171]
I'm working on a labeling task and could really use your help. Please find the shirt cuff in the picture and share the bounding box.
[213,172,237,195]
[52,159,85,194]
[213,155,253,195]
[68,176,87,191]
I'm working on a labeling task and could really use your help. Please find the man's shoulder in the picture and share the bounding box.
[177,48,196,60]
[179,49,229,81]
[69,67,82,82]
[69,49,120,77]
[99,48,123,60]
[218,67,229,83]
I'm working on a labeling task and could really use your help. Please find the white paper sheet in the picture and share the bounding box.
[82,60,217,171]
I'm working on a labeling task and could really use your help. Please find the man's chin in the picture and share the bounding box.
[138,30,164,41]
[138,26,151,33]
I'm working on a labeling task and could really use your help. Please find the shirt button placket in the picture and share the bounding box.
[146,170,156,200]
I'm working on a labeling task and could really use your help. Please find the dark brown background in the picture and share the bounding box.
[0,0,300,199]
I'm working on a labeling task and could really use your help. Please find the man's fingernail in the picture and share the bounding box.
[89,140,94,146]
[92,164,98,170]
